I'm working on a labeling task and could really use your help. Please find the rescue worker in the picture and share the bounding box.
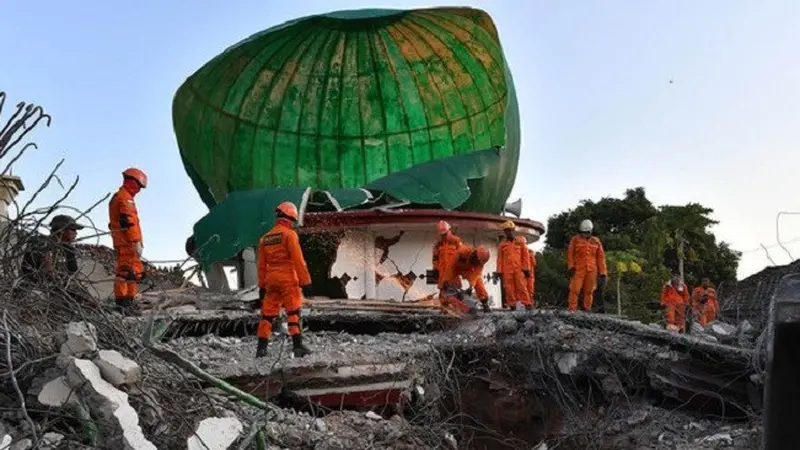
[20,215,83,286]
[566,219,607,312]
[517,235,536,307]
[691,277,718,326]
[256,201,313,358]
[661,273,689,332]
[432,220,463,293]
[495,221,531,310]
[440,245,492,312]
[108,168,147,314]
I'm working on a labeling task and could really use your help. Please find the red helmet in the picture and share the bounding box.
[437,220,451,235]
[474,246,490,264]
[276,201,299,221]
[122,168,147,188]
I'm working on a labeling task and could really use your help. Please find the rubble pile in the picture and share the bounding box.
[0,283,767,449]
[75,243,187,292]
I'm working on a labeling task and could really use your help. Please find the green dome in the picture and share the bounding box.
[173,6,520,213]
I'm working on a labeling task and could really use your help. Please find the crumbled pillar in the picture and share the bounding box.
[186,417,243,450]
[65,359,156,450]
[94,350,142,387]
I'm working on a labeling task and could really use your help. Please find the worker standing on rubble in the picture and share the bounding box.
[255,201,313,359]
[517,235,537,307]
[495,221,532,310]
[566,219,607,312]
[661,274,689,332]
[691,277,718,326]
[441,245,492,312]
[108,168,147,314]
[432,220,463,294]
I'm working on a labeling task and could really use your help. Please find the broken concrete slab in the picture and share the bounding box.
[39,433,63,450]
[186,417,243,450]
[65,359,156,450]
[37,376,78,408]
[94,350,142,386]
[0,435,10,450]
[59,321,98,356]
[75,257,115,302]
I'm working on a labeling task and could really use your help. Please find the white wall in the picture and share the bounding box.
[329,226,512,308]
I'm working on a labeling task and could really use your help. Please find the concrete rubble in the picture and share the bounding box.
[186,417,243,450]
[0,282,770,449]
[65,358,157,450]
[94,350,142,386]
[58,321,98,356]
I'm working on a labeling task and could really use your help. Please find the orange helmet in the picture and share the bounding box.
[437,220,451,235]
[474,246,490,264]
[122,168,148,188]
[276,201,299,221]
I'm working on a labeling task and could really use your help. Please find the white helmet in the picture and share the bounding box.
[579,219,593,233]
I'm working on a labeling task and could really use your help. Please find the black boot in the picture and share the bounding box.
[480,300,490,313]
[115,298,142,317]
[255,338,269,358]
[292,335,311,358]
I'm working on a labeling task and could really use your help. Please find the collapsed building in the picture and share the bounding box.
[0,6,775,450]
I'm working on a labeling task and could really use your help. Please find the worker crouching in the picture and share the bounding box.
[661,274,689,332]
[108,168,148,315]
[691,277,718,327]
[255,201,313,359]
[495,221,532,310]
[566,219,607,312]
[441,245,492,312]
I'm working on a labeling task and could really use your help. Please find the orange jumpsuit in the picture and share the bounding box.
[566,235,607,311]
[440,246,488,300]
[108,187,144,301]
[517,237,536,306]
[433,232,463,290]
[661,283,689,332]
[497,237,531,308]
[257,219,311,339]
[691,286,718,326]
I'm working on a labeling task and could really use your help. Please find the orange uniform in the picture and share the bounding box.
[566,235,607,311]
[108,186,144,302]
[433,232,463,289]
[661,282,689,332]
[256,219,311,340]
[497,237,531,308]
[441,246,488,300]
[517,237,536,306]
[691,286,718,326]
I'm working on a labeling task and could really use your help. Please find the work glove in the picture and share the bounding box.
[522,269,531,278]
[567,268,576,279]
[598,274,607,288]
[135,241,144,258]
[301,285,313,298]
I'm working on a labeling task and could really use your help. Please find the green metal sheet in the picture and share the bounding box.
[192,187,310,267]
[173,7,520,214]
[192,148,499,266]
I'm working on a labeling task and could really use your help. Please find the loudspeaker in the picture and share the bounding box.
[504,198,522,218]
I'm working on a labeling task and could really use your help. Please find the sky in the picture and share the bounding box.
[1,1,799,280]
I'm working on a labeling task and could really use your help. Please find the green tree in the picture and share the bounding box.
[536,187,740,322]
